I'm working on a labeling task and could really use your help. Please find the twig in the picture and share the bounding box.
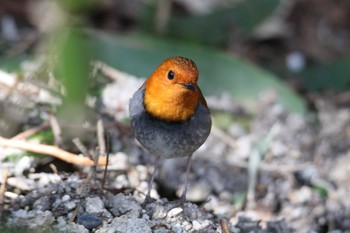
[69,202,82,223]
[94,120,105,186]
[49,163,58,174]
[0,170,9,209]
[95,120,106,171]
[97,120,106,156]
[0,136,106,166]
[11,123,50,140]
[246,123,280,209]
[220,219,230,233]
[49,113,62,146]
[102,132,111,189]
[92,61,125,81]
[72,138,92,159]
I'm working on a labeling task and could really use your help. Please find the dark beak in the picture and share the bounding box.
[178,82,196,91]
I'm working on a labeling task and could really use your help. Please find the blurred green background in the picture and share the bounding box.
[1,0,350,119]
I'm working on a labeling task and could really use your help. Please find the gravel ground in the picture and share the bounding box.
[1,77,350,233]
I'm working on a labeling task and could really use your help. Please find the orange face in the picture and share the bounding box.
[144,57,201,122]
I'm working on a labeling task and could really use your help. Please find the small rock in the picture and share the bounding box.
[182,221,192,231]
[154,227,171,233]
[107,152,129,170]
[54,221,90,233]
[184,181,211,202]
[192,220,202,231]
[77,213,103,230]
[171,223,184,233]
[110,193,141,218]
[28,173,61,188]
[14,156,33,176]
[11,209,28,218]
[7,176,36,191]
[62,194,71,202]
[33,195,53,211]
[85,197,105,213]
[152,205,167,219]
[64,201,76,211]
[183,203,202,219]
[141,213,150,220]
[9,210,55,232]
[167,207,183,218]
[97,217,151,233]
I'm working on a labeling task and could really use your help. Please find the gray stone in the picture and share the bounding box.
[33,195,53,211]
[110,193,141,218]
[54,220,90,233]
[63,201,76,211]
[183,203,202,219]
[96,217,152,233]
[154,227,172,233]
[77,213,103,230]
[9,209,54,232]
[7,176,36,191]
[171,223,184,233]
[86,197,105,213]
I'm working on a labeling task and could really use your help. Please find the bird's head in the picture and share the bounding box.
[144,57,206,122]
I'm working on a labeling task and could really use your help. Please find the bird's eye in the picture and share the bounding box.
[167,70,174,80]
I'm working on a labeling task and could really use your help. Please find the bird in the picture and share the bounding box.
[129,56,212,204]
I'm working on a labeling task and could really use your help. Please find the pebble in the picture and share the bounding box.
[183,203,202,219]
[167,207,183,218]
[54,221,90,233]
[185,181,211,202]
[64,201,76,211]
[154,227,171,233]
[7,176,36,191]
[61,194,70,202]
[14,156,33,176]
[182,220,192,231]
[110,193,141,218]
[28,173,61,187]
[85,197,105,213]
[9,209,55,230]
[77,213,103,230]
[171,223,184,233]
[33,196,53,211]
[96,217,152,233]
[192,220,202,231]
[152,205,167,219]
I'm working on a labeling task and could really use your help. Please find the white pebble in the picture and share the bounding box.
[192,220,202,231]
[61,194,70,202]
[167,207,183,218]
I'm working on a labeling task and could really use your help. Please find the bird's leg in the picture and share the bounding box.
[144,157,161,205]
[179,154,193,205]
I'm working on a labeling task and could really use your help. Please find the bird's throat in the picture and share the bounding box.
[144,91,198,122]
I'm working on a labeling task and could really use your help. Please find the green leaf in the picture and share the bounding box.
[301,58,350,91]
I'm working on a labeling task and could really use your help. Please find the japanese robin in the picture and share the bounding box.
[129,56,211,204]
